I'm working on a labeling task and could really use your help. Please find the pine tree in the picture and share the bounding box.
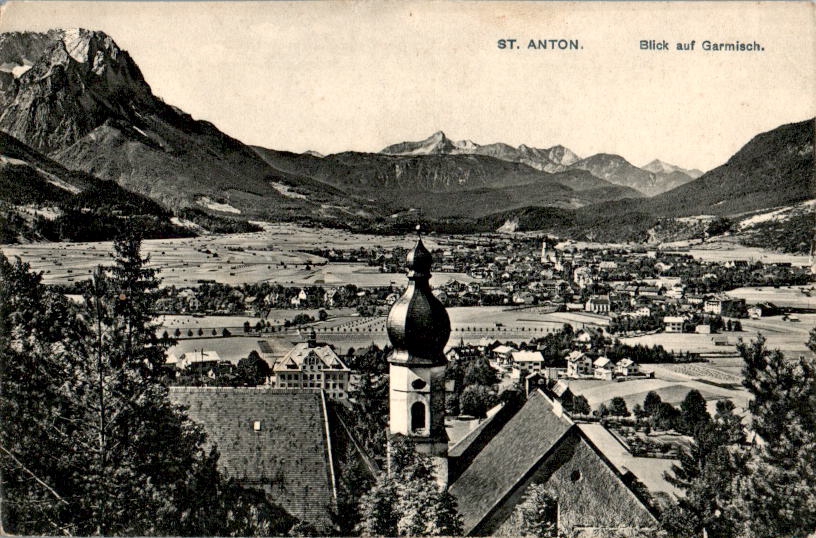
[679,389,710,435]
[662,420,745,537]
[0,254,84,535]
[735,334,816,536]
[1,238,289,536]
[358,435,463,536]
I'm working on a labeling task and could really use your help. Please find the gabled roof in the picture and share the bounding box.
[551,380,571,397]
[168,388,337,528]
[274,343,349,372]
[448,391,574,533]
[448,390,659,535]
[594,357,612,368]
[567,350,589,363]
[511,350,544,362]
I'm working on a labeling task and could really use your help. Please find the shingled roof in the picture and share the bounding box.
[448,390,574,533]
[169,387,336,529]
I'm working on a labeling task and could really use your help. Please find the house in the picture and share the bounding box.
[566,351,593,378]
[685,294,706,305]
[635,306,651,317]
[323,287,339,307]
[663,316,685,333]
[511,350,545,372]
[512,291,535,305]
[615,358,640,377]
[585,296,611,314]
[289,289,308,307]
[749,302,780,319]
[446,345,483,363]
[432,289,448,304]
[549,379,574,407]
[492,345,517,363]
[695,324,712,334]
[704,296,746,316]
[638,286,661,297]
[176,350,221,375]
[573,267,594,288]
[268,331,351,399]
[169,387,375,532]
[593,357,615,380]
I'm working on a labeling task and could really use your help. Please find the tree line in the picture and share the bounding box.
[0,234,301,535]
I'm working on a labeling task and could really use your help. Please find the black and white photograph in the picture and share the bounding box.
[0,1,814,536]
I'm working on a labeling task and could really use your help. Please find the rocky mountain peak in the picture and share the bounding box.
[642,159,704,179]
[0,28,152,153]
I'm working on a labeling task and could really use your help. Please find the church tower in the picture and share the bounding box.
[386,233,451,485]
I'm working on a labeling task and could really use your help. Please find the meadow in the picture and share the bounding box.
[1,223,470,288]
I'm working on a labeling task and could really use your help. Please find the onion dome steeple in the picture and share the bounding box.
[386,229,451,366]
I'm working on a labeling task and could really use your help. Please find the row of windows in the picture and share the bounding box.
[278,372,347,381]
[278,382,345,390]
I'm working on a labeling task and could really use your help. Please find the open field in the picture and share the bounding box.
[725,285,816,309]
[621,313,816,359]
[0,223,473,288]
[677,239,811,266]
[565,371,752,416]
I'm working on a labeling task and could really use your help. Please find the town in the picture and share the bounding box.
[5,224,811,535]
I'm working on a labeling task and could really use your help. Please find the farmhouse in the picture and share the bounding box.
[511,350,546,372]
[492,344,517,363]
[749,302,780,319]
[663,316,685,333]
[593,357,615,380]
[615,358,640,377]
[566,350,594,378]
[704,295,746,316]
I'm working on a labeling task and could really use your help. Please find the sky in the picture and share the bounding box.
[1,1,814,171]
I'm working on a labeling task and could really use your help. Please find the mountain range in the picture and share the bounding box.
[379,131,700,196]
[0,28,812,244]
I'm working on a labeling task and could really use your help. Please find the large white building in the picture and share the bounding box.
[269,330,351,399]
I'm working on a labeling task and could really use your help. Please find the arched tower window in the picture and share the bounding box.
[411,402,426,433]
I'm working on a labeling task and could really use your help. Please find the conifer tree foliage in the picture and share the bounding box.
[0,255,84,535]
[0,233,293,536]
[661,332,816,537]
[504,483,559,537]
[735,333,816,536]
[358,435,463,536]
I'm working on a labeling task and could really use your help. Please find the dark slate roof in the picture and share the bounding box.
[169,387,336,528]
[448,402,522,484]
[448,390,574,533]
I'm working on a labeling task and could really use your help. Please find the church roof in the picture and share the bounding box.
[448,390,574,533]
[168,387,337,528]
[448,390,659,535]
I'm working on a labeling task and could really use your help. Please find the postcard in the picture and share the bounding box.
[0,2,814,536]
